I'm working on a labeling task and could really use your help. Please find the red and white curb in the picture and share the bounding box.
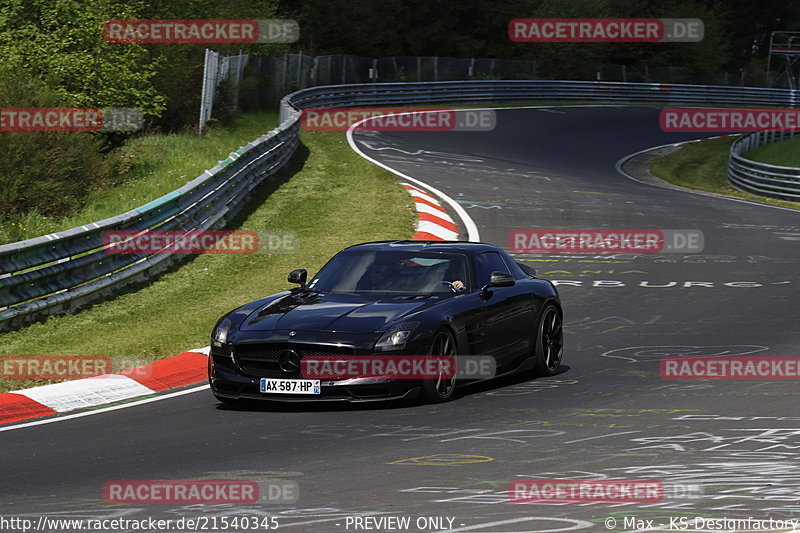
[676,133,742,145]
[402,183,460,241]
[0,348,209,426]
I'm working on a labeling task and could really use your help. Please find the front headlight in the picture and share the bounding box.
[211,317,232,349]
[374,322,419,352]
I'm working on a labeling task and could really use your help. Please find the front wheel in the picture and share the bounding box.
[532,303,563,376]
[421,329,458,403]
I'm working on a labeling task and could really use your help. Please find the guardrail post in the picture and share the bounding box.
[370,59,378,82]
[198,48,215,136]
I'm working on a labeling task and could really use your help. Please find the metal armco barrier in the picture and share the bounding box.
[280,80,797,122]
[0,118,300,331]
[728,131,800,201]
[1,80,797,332]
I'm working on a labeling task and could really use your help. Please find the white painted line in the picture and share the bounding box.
[0,385,209,433]
[615,142,800,213]
[564,430,640,444]
[348,105,649,243]
[13,374,155,413]
[346,115,480,242]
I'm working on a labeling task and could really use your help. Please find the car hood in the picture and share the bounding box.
[240,291,437,333]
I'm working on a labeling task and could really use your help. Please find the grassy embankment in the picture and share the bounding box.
[648,136,800,210]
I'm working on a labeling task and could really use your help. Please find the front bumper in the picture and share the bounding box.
[209,331,428,402]
[210,361,421,402]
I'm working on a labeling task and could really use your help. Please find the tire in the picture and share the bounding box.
[532,303,563,376]
[421,328,458,403]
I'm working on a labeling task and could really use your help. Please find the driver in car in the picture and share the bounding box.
[450,280,465,291]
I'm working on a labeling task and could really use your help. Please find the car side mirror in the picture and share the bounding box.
[288,268,307,289]
[481,271,515,297]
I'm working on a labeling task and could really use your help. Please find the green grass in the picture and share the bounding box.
[745,135,800,167]
[648,137,800,210]
[0,117,416,392]
[0,112,284,245]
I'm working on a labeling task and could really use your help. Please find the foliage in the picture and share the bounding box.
[0,64,119,220]
[0,0,282,225]
[284,0,800,81]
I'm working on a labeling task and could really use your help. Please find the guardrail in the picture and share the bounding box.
[728,131,800,201]
[280,80,797,121]
[0,117,300,331]
[2,80,797,332]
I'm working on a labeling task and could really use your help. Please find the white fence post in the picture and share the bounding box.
[199,49,222,136]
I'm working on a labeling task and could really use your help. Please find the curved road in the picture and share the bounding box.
[2,107,799,532]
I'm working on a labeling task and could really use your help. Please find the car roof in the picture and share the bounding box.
[342,240,504,256]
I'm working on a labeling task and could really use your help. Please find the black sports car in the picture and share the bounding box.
[208,240,563,403]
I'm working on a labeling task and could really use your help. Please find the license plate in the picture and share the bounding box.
[260,378,321,395]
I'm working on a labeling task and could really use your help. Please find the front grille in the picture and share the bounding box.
[233,343,354,378]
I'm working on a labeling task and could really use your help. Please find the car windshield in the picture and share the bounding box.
[307,251,469,294]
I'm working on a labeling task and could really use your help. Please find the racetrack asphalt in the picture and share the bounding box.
[1,106,799,532]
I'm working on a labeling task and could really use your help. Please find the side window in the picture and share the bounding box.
[474,252,510,287]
